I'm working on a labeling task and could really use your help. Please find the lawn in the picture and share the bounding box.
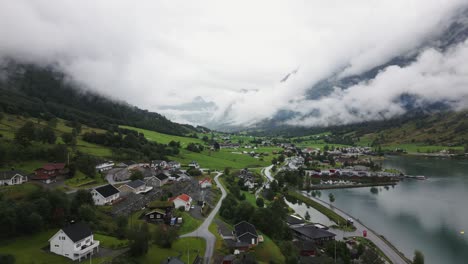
[0,230,112,264]
[252,234,285,264]
[65,170,105,188]
[241,191,258,207]
[94,233,128,249]
[0,182,41,200]
[138,237,205,264]
[119,125,204,146]
[178,212,203,235]
[76,139,113,157]
[170,149,271,170]
[0,160,47,174]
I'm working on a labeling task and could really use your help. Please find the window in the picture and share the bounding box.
[76,243,81,248]
[55,245,59,247]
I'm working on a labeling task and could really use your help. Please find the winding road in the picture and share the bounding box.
[299,191,410,264]
[181,172,227,264]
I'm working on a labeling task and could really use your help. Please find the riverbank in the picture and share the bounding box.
[285,191,356,231]
[308,182,397,190]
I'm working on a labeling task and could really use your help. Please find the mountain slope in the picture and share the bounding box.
[0,62,197,136]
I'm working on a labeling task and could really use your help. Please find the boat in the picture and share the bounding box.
[415,175,426,180]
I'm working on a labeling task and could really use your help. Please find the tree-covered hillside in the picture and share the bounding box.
[0,62,198,136]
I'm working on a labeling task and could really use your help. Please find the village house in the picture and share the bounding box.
[49,222,100,261]
[151,160,168,169]
[198,177,212,189]
[95,161,114,172]
[243,179,255,190]
[32,163,67,184]
[290,224,336,244]
[91,184,120,205]
[144,208,171,224]
[0,170,28,186]
[172,172,191,182]
[286,215,306,226]
[169,194,192,211]
[188,161,200,169]
[167,161,181,170]
[233,221,259,247]
[117,180,153,195]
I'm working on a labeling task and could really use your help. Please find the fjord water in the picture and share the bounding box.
[320,155,468,264]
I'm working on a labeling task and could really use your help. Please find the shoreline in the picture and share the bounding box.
[308,182,396,190]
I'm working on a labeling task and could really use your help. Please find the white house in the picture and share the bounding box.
[244,179,255,189]
[0,171,27,186]
[117,180,153,195]
[49,222,100,261]
[167,161,181,170]
[91,184,120,205]
[95,161,114,172]
[170,194,192,211]
[198,177,212,189]
[188,161,200,169]
[151,160,168,169]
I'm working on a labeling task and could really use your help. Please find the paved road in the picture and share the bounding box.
[255,165,273,198]
[181,172,227,264]
[299,191,410,264]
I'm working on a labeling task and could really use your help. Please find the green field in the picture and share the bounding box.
[0,182,41,200]
[94,233,128,249]
[120,125,203,146]
[0,230,112,264]
[178,212,203,235]
[138,237,205,264]
[253,234,285,264]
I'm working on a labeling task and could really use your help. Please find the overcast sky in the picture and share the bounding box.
[1,0,467,127]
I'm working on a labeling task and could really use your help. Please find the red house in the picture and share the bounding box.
[32,163,66,184]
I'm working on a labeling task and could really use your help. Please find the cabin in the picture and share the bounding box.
[198,177,212,189]
[118,180,152,195]
[49,222,100,261]
[0,170,27,186]
[286,215,305,226]
[32,163,67,184]
[234,221,258,246]
[144,208,173,224]
[170,194,192,211]
[91,184,120,205]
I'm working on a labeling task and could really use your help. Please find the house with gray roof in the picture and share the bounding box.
[0,170,28,186]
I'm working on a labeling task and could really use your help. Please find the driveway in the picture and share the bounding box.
[299,191,411,264]
[181,172,227,264]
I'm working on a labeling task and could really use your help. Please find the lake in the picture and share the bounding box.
[318,155,468,264]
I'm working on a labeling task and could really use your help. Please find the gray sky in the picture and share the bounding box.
[1,0,467,127]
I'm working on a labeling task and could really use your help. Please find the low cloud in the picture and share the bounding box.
[0,0,467,127]
[285,40,468,126]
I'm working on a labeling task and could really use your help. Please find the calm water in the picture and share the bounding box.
[319,155,468,264]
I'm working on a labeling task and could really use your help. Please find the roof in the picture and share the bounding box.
[94,184,119,198]
[234,221,258,237]
[170,193,191,202]
[155,172,169,181]
[286,215,305,225]
[145,209,166,216]
[0,170,25,180]
[61,222,92,242]
[291,225,336,240]
[41,163,66,171]
[199,177,211,184]
[125,180,145,189]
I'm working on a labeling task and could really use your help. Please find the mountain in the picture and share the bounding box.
[306,8,468,100]
[0,62,198,136]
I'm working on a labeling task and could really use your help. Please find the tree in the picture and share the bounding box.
[271,157,278,165]
[153,225,179,248]
[278,155,285,163]
[130,170,144,181]
[413,250,424,264]
[224,167,230,176]
[361,247,384,264]
[0,254,15,264]
[370,187,379,194]
[76,155,97,178]
[71,190,94,213]
[39,127,56,144]
[128,223,150,257]
[14,121,36,146]
[202,135,209,142]
[116,216,128,239]
[78,204,96,222]
[304,211,311,221]
[328,193,335,204]
[256,197,264,208]
[61,133,76,146]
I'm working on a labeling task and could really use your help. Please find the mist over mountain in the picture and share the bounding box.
[1,1,467,131]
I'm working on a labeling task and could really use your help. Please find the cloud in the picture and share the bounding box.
[0,0,467,127]
[285,40,468,126]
